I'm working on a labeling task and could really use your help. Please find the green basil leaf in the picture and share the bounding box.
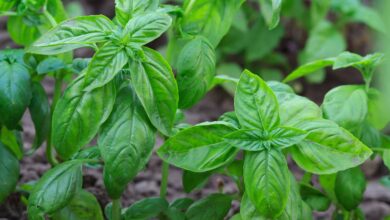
[52,74,116,160]
[29,82,51,149]
[0,127,23,159]
[28,160,83,218]
[158,122,238,172]
[99,86,156,199]
[83,43,128,91]
[0,58,32,129]
[180,0,244,47]
[28,15,115,55]
[123,197,169,220]
[335,167,366,211]
[267,81,294,94]
[283,58,334,83]
[7,16,40,46]
[130,47,178,136]
[115,0,159,26]
[300,184,331,212]
[243,149,290,218]
[177,36,216,109]
[224,127,306,151]
[322,85,368,129]
[123,12,172,45]
[290,119,372,174]
[0,0,16,11]
[37,57,66,74]
[366,88,390,130]
[185,194,232,220]
[182,170,212,193]
[235,70,279,131]
[350,5,386,33]
[0,141,20,203]
[51,190,104,220]
[170,198,194,212]
[355,122,381,148]
[332,51,363,69]
[219,111,241,129]
[259,0,283,29]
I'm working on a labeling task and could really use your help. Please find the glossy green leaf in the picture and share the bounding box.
[98,86,156,199]
[0,0,16,11]
[300,184,331,212]
[29,82,51,149]
[83,43,127,91]
[115,0,159,26]
[259,0,283,29]
[335,167,366,211]
[0,127,23,159]
[215,63,241,95]
[7,16,40,46]
[283,58,334,83]
[322,85,368,129]
[0,55,32,129]
[51,190,104,220]
[224,127,306,151]
[180,0,244,47]
[123,197,169,220]
[185,194,232,220]
[290,119,372,174]
[182,170,211,193]
[28,15,115,55]
[28,160,83,218]
[366,88,390,130]
[52,74,116,160]
[218,111,240,129]
[158,122,238,172]
[123,12,172,45]
[0,141,19,203]
[177,36,216,109]
[130,47,178,136]
[243,149,290,218]
[235,70,279,131]
[37,57,66,74]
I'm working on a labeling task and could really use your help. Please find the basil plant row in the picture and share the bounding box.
[0,0,388,219]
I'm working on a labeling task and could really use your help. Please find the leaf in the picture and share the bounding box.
[366,88,390,130]
[122,197,169,220]
[0,141,19,203]
[0,56,32,129]
[283,58,334,83]
[224,127,306,151]
[185,194,232,220]
[218,111,241,129]
[322,85,368,129]
[290,119,372,174]
[122,12,172,46]
[129,47,178,136]
[235,70,279,131]
[29,82,51,149]
[335,167,366,211]
[83,43,128,91]
[259,0,283,29]
[37,57,66,74]
[28,160,83,218]
[180,0,244,47]
[215,63,241,95]
[157,122,239,172]
[0,0,16,11]
[7,16,40,46]
[28,15,115,55]
[52,74,116,160]
[300,184,331,212]
[243,149,290,218]
[350,5,386,33]
[51,190,104,220]
[177,36,216,109]
[0,127,23,159]
[98,86,156,199]
[182,170,212,193]
[115,0,159,26]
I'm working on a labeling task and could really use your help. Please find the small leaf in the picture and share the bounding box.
[259,0,283,29]
[283,58,334,83]
[235,70,279,131]
[0,141,20,203]
[243,149,290,218]
[170,198,194,212]
[182,170,212,193]
[0,127,23,159]
[219,112,241,129]
[122,197,169,220]
[335,167,366,211]
[157,122,238,172]
[300,184,331,212]
[130,47,178,136]
[115,0,159,26]
[366,88,390,130]
[185,194,232,220]
[37,57,66,74]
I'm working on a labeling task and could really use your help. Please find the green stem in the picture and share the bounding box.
[160,161,169,199]
[112,199,121,220]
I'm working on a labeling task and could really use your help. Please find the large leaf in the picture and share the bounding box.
[158,122,238,172]
[185,194,232,220]
[7,16,40,46]
[98,86,156,199]
[243,149,290,218]
[0,141,19,203]
[115,0,159,26]
[235,70,279,131]
[29,82,51,149]
[322,85,368,129]
[122,12,172,45]
[28,15,115,55]
[52,74,116,160]
[180,0,244,47]
[224,127,306,151]
[335,167,366,211]
[129,47,178,136]
[177,36,216,109]
[122,197,169,220]
[28,160,83,218]
[259,0,283,29]
[83,43,128,91]
[290,119,372,174]
[51,190,104,220]
[0,53,32,129]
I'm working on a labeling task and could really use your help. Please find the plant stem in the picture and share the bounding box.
[160,161,169,199]
[112,199,121,220]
